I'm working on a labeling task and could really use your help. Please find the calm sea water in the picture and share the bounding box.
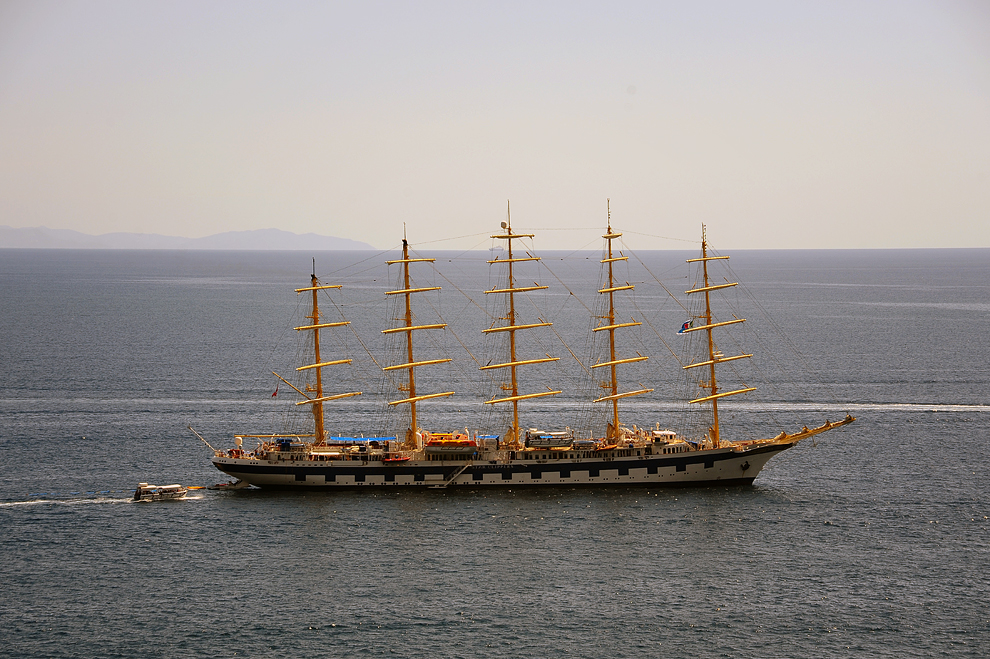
[1,247,988,658]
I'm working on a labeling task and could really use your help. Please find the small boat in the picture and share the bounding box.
[133,483,188,501]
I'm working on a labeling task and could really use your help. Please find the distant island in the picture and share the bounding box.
[0,226,375,250]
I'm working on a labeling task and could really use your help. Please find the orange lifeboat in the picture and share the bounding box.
[424,432,478,455]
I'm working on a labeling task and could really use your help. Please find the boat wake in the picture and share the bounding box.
[0,496,132,508]
[614,400,990,414]
[835,402,990,413]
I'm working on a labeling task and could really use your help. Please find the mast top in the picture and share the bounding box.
[603,199,622,239]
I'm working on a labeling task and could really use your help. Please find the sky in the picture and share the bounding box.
[1,0,988,251]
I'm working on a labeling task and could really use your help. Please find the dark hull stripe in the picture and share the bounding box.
[249,477,759,491]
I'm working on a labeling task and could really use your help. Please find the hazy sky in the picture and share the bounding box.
[1,1,988,250]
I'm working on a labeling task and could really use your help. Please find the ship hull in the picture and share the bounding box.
[212,441,794,489]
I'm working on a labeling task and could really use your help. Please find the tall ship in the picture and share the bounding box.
[209,218,853,488]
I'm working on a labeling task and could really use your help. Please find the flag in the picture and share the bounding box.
[271,383,279,397]
[677,320,692,334]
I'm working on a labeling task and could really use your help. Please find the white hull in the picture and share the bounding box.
[212,441,794,489]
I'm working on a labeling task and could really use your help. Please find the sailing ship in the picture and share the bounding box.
[209,218,853,488]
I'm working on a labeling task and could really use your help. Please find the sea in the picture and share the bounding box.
[0,247,988,658]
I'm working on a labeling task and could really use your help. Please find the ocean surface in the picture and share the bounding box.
[1,247,988,658]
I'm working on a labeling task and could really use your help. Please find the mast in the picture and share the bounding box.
[683,225,755,447]
[293,263,362,446]
[482,201,561,448]
[592,200,652,440]
[383,229,453,448]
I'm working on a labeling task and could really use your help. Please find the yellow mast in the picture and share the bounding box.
[383,230,453,448]
[592,200,652,440]
[309,273,326,442]
[482,202,561,448]
[293,264,362,446]
[683,225,755,447]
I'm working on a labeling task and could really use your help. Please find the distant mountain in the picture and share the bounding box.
[0,226,374,250]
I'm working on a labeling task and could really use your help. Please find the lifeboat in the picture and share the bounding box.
[424,432,478,456]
